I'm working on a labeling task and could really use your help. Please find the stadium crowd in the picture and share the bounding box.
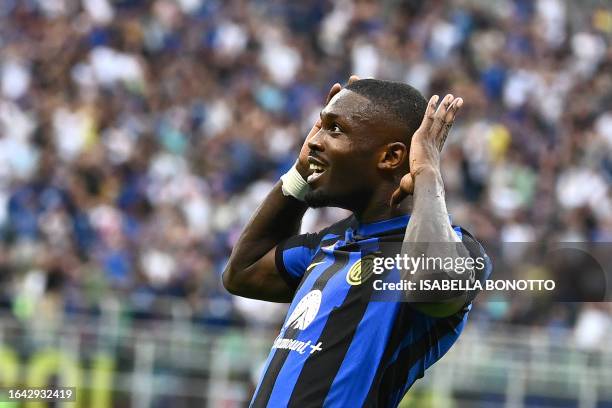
[0,0,610,346]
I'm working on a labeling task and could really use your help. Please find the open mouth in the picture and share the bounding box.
[307,163,326,184]
[307,157,327,185]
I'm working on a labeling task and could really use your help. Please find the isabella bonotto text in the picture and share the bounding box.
[373,279,555,291]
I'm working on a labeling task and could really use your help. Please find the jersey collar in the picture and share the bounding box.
[355,214,411,238]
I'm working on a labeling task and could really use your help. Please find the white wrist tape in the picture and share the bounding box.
[280,164,310,201]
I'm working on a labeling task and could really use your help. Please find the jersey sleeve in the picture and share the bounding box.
[459,227,492,306]
[274,232,321,290]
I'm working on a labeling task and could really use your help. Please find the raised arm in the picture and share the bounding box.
[391,94,478,317]
[223,181,307,302]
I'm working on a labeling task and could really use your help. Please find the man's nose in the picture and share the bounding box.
[307,129,325,152]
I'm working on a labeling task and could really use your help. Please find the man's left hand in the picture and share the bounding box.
[390,94,463,206]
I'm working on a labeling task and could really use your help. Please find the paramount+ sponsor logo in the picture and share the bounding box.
[284,290,322,330]
[273,290,324,355]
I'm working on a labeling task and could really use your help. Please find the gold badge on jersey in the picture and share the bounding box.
[346,255,376,286]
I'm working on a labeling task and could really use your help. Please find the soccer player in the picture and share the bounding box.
[223,76,491,407]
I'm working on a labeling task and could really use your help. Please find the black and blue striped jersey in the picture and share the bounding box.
[251,214,491,407]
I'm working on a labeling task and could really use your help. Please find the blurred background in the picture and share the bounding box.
[0,0,611,407]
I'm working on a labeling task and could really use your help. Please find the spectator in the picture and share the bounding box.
[0,0,609,333]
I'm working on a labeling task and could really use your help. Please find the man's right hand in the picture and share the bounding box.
[296,75,360,178]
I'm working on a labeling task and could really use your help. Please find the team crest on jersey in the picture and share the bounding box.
[285,290,322,330]
[346,255,376,286]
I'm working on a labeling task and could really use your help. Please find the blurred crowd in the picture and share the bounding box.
[0,0,610,344]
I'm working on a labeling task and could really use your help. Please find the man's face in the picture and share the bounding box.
[304,89,392,209]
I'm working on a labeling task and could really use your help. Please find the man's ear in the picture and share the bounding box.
[377,142,407,170]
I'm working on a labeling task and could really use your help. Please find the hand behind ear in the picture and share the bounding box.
[389,93,463,207]
[390,173,414,207]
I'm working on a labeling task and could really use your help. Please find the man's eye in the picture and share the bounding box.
[330,124,342,133]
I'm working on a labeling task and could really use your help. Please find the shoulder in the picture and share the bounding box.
[275,215,356,288]
[457,227,489,259]
[456,227,493,284]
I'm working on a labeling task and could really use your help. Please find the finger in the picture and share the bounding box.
[435,93,454,114]
[438,98,463,151]
[325,83,342,105]
[417,95,439,133]
[399,172,415,194]
[430,94,454,137]
[390,188,404,207]
[389,173,414,207]
[348,74,360,85]
[438,123,451,151]
[444,97,463,123]
[306,118,322,141]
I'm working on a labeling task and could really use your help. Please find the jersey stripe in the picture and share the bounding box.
[320,293,405,406]
[297,235,338,285]
[377,313,466,406]
[361,305,419,406]
[266,251,357,407]
[396,323,467,402]
[251,251,350,407]
[286,257,382,407]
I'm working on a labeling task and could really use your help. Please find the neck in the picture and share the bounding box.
[352,186,413,224]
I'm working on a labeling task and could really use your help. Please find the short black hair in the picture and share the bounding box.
[345,79,427,143]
